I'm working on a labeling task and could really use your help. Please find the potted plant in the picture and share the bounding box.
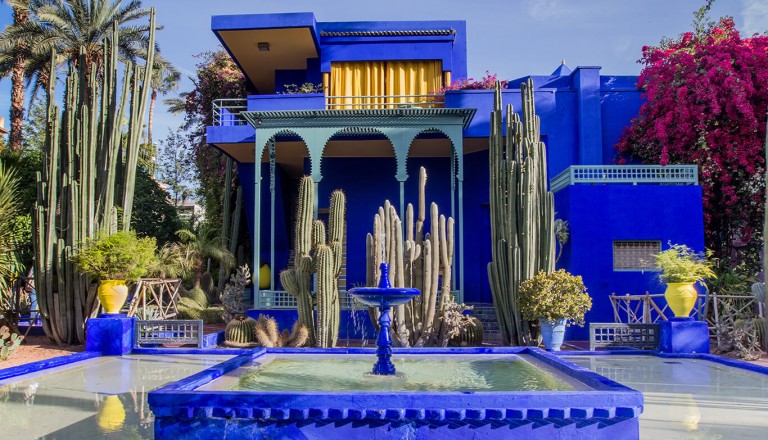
[72,231,157,314]
[654,244,716,318]
[519,269,592,351]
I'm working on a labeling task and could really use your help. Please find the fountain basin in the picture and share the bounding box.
[149,347,643,439]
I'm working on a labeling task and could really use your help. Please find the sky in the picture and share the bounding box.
[0,0,766,143]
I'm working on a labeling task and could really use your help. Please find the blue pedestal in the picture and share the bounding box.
[659,318,709,354]
[86,315,136,355]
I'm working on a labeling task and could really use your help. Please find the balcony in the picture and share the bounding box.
[211,93,447,126]
[549,165,699,193]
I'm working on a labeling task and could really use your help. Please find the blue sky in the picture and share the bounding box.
[0,0,766,141]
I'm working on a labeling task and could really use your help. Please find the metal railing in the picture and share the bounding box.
[212,98,247,126]
[589,323,660,351]
[550,165,699,193]
[134,320,203,348]
[325,94,445,109]
[254,289,462,310]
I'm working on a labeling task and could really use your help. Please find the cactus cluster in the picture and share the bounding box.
[365,167,472,347]
[223,315,309,348]
[33,11,157,344]
[279,176,345,348]
[487,78,555,346]
[0,326,23,360]
[449,316,484,347]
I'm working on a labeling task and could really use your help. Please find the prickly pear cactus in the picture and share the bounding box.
[0,326,24,360]
[224,316,258,348]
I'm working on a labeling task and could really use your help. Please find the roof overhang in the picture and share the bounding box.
[212,13,320,94]
[241,108,476,130]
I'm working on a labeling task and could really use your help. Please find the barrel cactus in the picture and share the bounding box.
[224,315,258,347]
[449,317,484,347]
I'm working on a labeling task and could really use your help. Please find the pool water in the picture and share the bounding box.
[0,354,231,440]
[203,354,583,392]
[566,356,768,440]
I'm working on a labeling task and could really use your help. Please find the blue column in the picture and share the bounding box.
[573,66,603,165]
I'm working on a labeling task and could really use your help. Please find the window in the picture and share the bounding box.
[613,240,661,271]
[327,61,443,109]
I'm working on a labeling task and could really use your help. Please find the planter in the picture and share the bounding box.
[539,318,567,351]
[98,280,129,314]
[665,282,698,318]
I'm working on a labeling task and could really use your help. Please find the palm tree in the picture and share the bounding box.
[147,54,179,146]
[0,0,32,152]
[0,0,155,96]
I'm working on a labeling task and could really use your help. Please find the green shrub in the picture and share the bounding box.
[519,269,592,326]
[71,231,157,281]
[201,307,224,324]
[182,286,209,308]
[654,244,716,284]
[178,297,204,311]
[176,305,202,320]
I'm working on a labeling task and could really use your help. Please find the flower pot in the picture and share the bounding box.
[98,280,128,314]
[259,264,271,289]
[665,282,698,318]
[539,318,567,351]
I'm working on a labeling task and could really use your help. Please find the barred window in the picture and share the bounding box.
[613,241,661,271]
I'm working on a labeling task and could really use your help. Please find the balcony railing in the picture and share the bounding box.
[212,98,247,126]
[325,94,445,109]
[212,94,447,126]
[550,165,699,193]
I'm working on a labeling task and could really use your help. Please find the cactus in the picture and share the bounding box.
[220,265,250,323]
[253,315,309,348]
[224,315,258,347]
[449,317,484,347]
[487,79,556,346]
[33,12,157,344]
[182,285,209,309]
[365,167,467,347]
[0,326,24,361]
[279,177,345,347]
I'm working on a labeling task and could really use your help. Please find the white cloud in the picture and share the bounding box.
[742,0,768,35]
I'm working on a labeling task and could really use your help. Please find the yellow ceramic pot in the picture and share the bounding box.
[97,395,125,432]
[259,264,271,289]
[98,280,128,314]
[665,282,698,318]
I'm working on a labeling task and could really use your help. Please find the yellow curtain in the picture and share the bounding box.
[386,61,442,105]
[329,62,385,109]
[329,60,442,109]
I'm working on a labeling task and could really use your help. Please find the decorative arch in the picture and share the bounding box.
[318,126,397,181]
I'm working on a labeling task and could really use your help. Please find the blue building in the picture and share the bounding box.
[206,12,704,340]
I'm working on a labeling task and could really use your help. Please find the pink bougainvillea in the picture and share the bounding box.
[616,18,768,267]
[434,71,507,93]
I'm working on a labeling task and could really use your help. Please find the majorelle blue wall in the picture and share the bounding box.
[555,184,705,340]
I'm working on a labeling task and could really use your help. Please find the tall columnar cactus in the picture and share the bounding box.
[279,177,345,347]
[487,79,556,346]
[365,167,457,347]
[33,12,157,345]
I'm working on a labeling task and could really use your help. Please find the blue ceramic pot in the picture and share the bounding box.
[539,318,567,351]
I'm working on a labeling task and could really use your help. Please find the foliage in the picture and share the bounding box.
[0,326,23,361]
[435,71,507,93]
[554,218,569,264]
[71,231,158,282]
[519,269,592,326]
[615,14,768,270]
[0,150,40,216]
[0,0,155,95]
[707,262,757,296]
[200,306,224,324]
[279,83,324,94]
[713,314,765,360]
[173,228,235,284]
[131,167,184,246]
[171,50,246,242]
[150,241,194,280]
[157,130,196,205]
[654,244,716,284]
[0,159,23,294]
[183,286,209,308]
[220,265,251,323]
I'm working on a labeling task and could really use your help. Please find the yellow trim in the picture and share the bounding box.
[444,71,451,86]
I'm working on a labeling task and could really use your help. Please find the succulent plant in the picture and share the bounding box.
[253,315,309,348]
[0,326,23,361]
[224,315,258,347]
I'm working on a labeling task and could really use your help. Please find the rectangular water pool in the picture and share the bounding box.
[150,347,643,439]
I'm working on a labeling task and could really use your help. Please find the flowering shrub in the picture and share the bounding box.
[518,269,592,326]
[433,71,507,93]
[279,83,324,94]
[615,17,768,269]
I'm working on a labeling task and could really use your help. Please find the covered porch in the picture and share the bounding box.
[232,108,475,309]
